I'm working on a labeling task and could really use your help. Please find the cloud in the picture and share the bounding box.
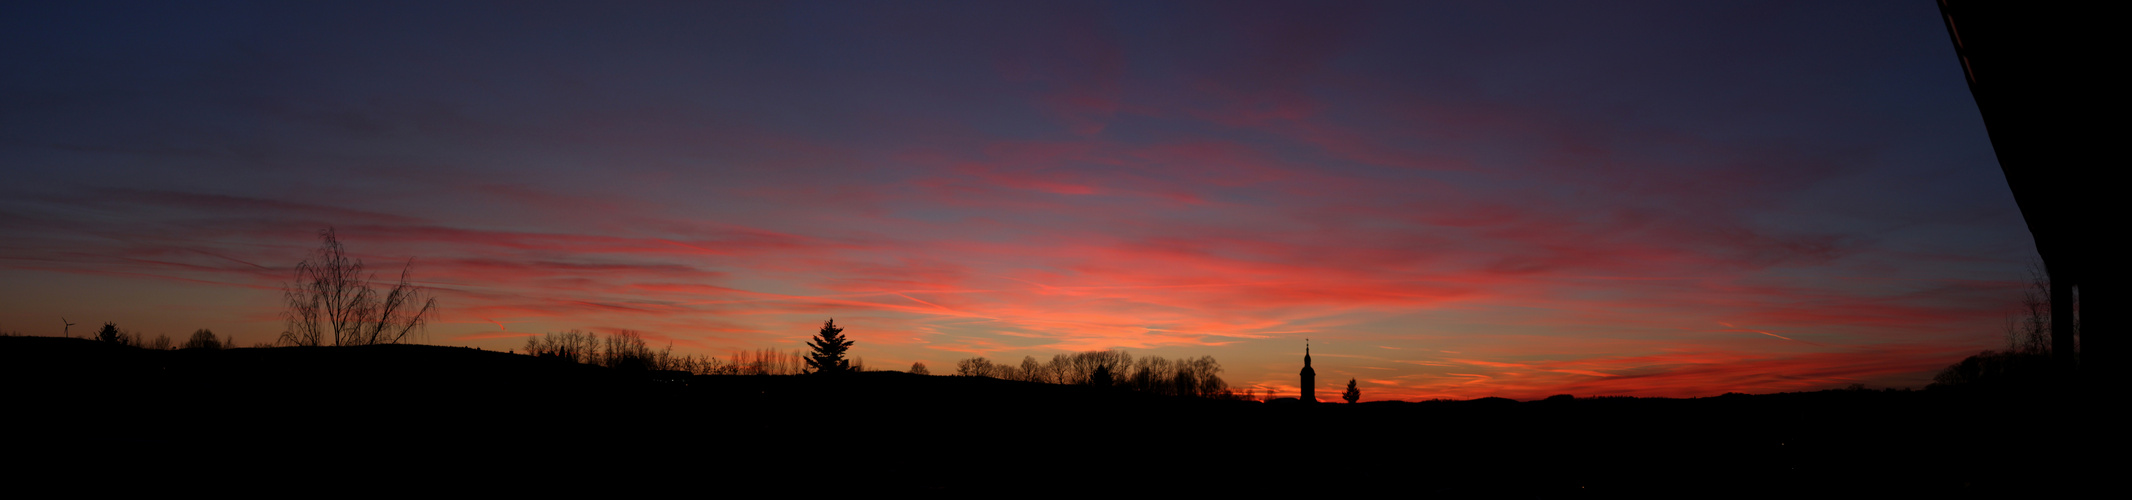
[0,1,2024,399]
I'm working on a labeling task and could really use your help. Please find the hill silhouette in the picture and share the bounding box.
[5,337,2105,496]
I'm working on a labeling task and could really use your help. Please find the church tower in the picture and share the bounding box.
[1300,341,1317,402]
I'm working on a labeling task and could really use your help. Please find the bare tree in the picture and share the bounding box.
[280,228,438,346]
[1046,350,1132,385]
[526,330,600,363]
[909,361,930,375]
[1931,261,2062,389]
[602,330,656,371]
[2007,260,2054,355]
[721,348,806,375]
[956,357,994,377]
[1018,356,1046,383]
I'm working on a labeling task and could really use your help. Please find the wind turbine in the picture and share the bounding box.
[62,317,76,337]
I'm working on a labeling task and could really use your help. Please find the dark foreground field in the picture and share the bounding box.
[3,337,2109,497]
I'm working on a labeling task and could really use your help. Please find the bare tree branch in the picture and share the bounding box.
[281,228,437,346]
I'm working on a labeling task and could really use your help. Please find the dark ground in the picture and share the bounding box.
[3,336,2112,497]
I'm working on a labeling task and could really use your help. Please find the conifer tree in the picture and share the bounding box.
[96,322,124,344]
[805,319,854,374]
[1343,378,1361,403]
[1089,364,1113,388]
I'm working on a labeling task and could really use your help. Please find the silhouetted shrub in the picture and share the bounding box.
[660,351,718,374]
[909,362,930,375]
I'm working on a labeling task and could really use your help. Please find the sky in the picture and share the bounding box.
[0,1,2033,400]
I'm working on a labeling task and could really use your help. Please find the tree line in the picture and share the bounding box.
[50,229,1255,401]
[520,329,855,375]
[950,350,1245,399]
[77,322,238,350]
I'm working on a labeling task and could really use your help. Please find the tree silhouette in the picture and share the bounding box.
[909,361,930,375]
[805,319,853,374]
[280,227,438,346]
[2007,260,2055,356]
[1019,356,1046,383]
[95,322,125,344]
[602,330,657,371]
[525,330,599,364]
[1930,262,2061,389]
[1343,378,1360,403]
[181,329,223,350]
[956,357,994,377]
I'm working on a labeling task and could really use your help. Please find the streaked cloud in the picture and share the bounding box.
[0,1,2025,399]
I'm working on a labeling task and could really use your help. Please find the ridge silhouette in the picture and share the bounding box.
[4,336,2103,496]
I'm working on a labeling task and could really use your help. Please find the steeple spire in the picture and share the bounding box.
[1299,339,1317,402]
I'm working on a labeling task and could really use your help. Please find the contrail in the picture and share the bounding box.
[1719,322,1813,344]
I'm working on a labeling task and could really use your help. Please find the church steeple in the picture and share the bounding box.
[1300,340,1317,402]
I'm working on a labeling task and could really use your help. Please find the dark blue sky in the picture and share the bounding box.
[0,1,2027,399]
